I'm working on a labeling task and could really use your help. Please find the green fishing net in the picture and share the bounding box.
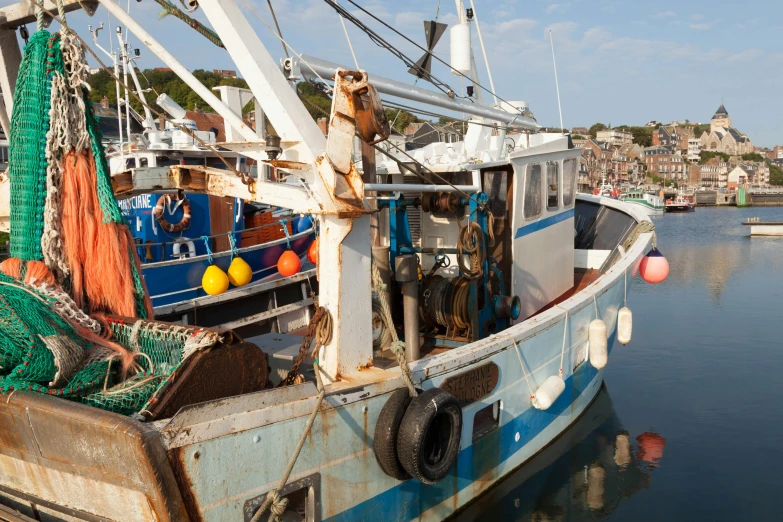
[7,32,54,261]
[0,29,198,414]
[0,273,209,415]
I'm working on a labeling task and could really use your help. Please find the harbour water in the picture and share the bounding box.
[457,206,783,520]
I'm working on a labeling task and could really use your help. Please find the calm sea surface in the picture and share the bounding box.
[457,206,783,521]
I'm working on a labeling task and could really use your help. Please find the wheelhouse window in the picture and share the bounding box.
[546,161,559,210]
[563,158,577,208]
[483,170,508,218]
[523,164,542,220]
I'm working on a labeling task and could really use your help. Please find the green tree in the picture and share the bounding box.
[87,68,252,116]
[692,124,710,137]
[741,153,765,162]
[386,108,422,134]
[589,123,607,139]
[699,151,730,164]
[615,125,652,147]
[769,163,783,186]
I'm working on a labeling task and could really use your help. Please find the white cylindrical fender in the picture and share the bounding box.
[589,319,608,369]
[617,307,632,345]
[172,238,197,259]
[532,375,565,410]
[449,23,472,76]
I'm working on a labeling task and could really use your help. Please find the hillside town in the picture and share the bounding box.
[572,104,781,191]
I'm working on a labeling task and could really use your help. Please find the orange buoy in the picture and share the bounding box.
[278,249,302,277]
[202,265,229,295]
[227,257,253,286]
[307,239,318,265]
[639,248,669,284]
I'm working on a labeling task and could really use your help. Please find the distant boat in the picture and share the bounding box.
[619,189,665,215]
[665,192,696,213]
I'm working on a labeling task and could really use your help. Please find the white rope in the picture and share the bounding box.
[593,293,600,320]
[558,311,569,376]
[336,0,359,69]
[36,3,44,31]
[510,338,535,399]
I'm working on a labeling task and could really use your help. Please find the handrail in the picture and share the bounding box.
[135,218,293,250]
[136,215,312,263]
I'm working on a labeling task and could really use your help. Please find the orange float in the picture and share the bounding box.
[307,239,318,265]
[278,249,302,277]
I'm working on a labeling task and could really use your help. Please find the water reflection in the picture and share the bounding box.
[454,387,665,521]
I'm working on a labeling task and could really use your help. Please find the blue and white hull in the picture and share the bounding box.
[160,194,652,521]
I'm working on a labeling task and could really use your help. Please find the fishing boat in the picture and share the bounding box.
[97,28,318,327]
[664,191,696,213]
[593,174,616,198]
[619,188,665,215]
[0,1,667,521]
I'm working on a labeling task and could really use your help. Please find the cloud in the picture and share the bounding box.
[735,19,759,29]
[496,18,538,35]
[546,4,561,14]
[653,11,676,18]
[689,21,715,31]
[394,11,428,30]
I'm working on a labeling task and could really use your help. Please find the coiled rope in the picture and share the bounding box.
[623,219,656,251]
[457,221,485,279]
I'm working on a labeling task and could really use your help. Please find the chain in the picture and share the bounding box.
[282,306,326,386]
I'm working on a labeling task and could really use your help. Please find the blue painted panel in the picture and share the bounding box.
[324,335,609,522]
[514,208,574,239]
[144,232,313,307]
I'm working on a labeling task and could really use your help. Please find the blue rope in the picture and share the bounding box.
[280,219,292,249]
[201,235,213,264]
[228,233,238,260]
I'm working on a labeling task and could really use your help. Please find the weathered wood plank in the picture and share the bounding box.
[0,1,97,29]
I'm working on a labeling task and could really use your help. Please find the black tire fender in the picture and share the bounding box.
[396,387,462,484]
[373,388,412,480]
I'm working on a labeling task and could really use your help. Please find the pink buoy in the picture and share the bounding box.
[639,248,669,284]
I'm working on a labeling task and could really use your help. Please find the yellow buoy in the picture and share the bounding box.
[202,265,229,295]
[227,257,253,286]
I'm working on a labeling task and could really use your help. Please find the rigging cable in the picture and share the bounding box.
[297,92,474,199]
[329,0,517,109]
[153,0,225,48]
[321,0,455,97]
[28,0,245,181]
[336,0,359,69]
[265,0,289,59]
[238,0,333,91]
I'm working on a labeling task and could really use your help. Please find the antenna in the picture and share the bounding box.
[549,30,564,134]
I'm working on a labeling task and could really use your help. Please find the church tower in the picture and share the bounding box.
[711,103,731,132]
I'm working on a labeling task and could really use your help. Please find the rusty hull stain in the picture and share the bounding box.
[168,446,205,522]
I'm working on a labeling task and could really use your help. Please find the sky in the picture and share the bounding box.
[34,0,783,147]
